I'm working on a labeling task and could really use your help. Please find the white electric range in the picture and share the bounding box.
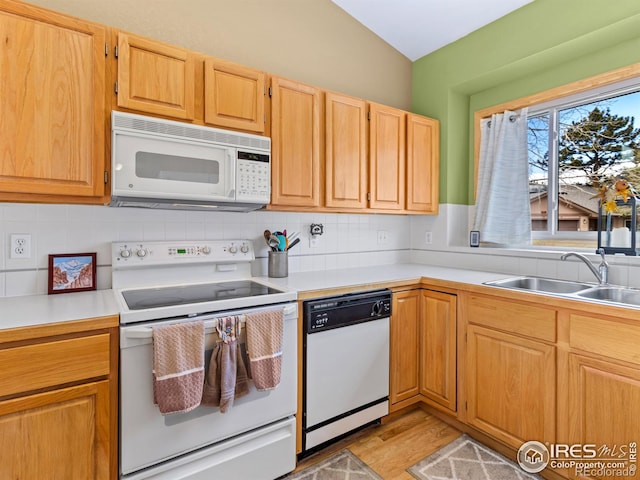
[112,240,297,480]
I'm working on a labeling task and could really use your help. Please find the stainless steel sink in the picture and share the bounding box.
[484,276,593,294]
[484,276,640,309]
[575,286,640,307]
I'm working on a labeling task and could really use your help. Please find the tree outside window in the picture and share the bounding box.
[527,90,640,247]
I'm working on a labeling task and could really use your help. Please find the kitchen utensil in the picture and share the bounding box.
[286,238,300,251]
[268,234,280,251]
[287,232,300,244]
[276,234,287,252]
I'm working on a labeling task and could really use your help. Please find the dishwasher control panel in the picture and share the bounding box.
[303,289,391,333]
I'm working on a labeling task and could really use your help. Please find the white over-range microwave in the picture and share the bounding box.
[110,111,271,211]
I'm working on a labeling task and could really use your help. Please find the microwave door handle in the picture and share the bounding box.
[227,149,236,199]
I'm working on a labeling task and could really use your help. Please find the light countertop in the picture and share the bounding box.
[257,263,510,295]
[0,289,119,331]
[0,264,513,331]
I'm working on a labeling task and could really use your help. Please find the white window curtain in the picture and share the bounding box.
[473,108,531,245]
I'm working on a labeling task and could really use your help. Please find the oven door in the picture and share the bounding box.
[119,302,297,477]
[112,129,235,202]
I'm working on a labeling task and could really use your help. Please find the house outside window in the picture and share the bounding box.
[526,78,640,248]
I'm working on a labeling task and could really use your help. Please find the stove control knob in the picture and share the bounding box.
[240,245,250,254]
[201,246,211,255]
[120,249,132,258]
[136,248,148,258]
[229,245,238,254]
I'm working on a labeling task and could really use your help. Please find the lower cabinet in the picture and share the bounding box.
[464,293,557,450]
[564,312,640,480]
[392,285,640,480]
[465,324,556,449]
[390,289,420,405]
[0,318,118,480]
[567,354,640,480]
[419,289,457,412]
[390,288,457,413]
[0,381,111,479]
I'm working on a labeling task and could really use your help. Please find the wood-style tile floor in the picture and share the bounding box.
[294,407,462,480]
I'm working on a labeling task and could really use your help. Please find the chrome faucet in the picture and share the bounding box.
[560,248,609,285]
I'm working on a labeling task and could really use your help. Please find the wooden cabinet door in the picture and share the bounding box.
[568,354,640,480]
[420,290,456,412]
[270,77,322,208]
[0,1,106,200]
[0,380,111,479]
[369,102,405,211]
[407,114,439,213]
[325,92,367,209]
[390,290,420,407]
[117,32,196,120]
[466,325,555,449]
[204,58,265,133]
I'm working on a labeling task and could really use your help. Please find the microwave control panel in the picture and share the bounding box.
[236,151,270,203]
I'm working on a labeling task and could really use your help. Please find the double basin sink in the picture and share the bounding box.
[484,276,640,308]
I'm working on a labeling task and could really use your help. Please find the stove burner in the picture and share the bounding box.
[122,280,283,311]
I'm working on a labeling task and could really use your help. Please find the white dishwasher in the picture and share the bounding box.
[302,289,391,455]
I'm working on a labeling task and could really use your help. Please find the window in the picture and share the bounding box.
[474,65,640,250]
[527,80,640,247]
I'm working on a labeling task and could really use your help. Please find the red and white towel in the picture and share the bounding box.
[152,321,205,415]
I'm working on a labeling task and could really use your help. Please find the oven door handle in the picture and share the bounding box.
[122,304,296,339]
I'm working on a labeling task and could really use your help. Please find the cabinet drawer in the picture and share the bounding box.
[569,314,640,365]
[467,294,556,342]
[0,334,110,398]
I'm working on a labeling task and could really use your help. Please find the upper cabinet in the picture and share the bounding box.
[204,58,266,133]
[270,89,439,214]
[270,76,323,208]
[407,114,439,214]
[0,1,438,211]
[369,103,406,211]
[325,92,368,209]
[114,32,267,134]
[0,0,107,203]
[115,32,197,121]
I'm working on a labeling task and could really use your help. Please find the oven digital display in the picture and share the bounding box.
[177,248,186,254]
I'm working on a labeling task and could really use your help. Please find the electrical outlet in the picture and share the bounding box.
[377,230,388,244]
[10,234,31,259]
[425,231,433,244]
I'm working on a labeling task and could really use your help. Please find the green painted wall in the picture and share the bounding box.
[412,0,640,205]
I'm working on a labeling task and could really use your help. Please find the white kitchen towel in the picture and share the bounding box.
[244,309,284,391]
[152,321,205,415]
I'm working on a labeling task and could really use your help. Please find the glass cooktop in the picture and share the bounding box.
[122,280,283,310]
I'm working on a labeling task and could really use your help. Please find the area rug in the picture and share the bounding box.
[285,449,383,480]
[408,434,543,480]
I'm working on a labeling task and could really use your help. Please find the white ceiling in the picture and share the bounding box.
[331,0,533,61]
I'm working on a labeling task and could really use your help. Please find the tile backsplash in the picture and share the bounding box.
[4,202,640,298]
[0,203,411,297]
